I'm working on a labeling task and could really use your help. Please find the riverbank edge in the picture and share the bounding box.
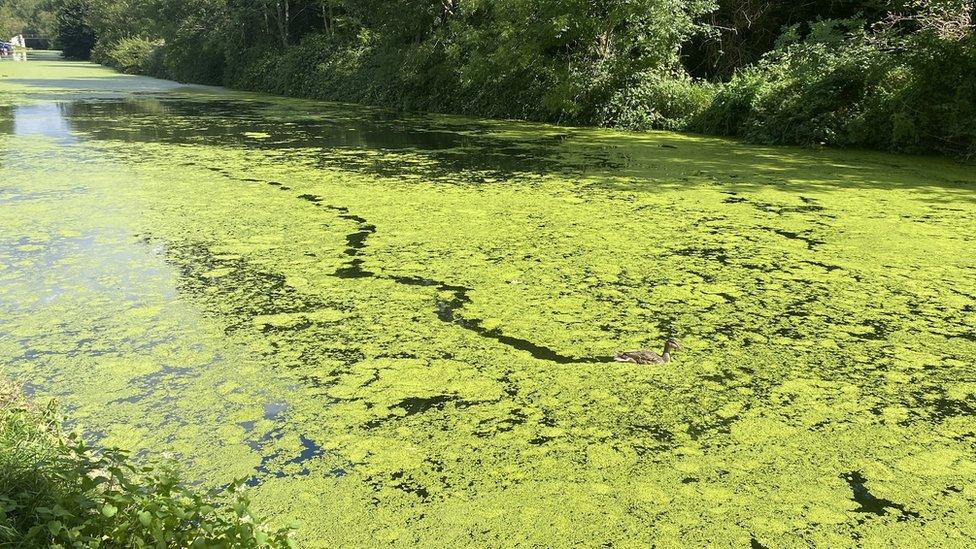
[0,378,296,546]
[87,31,976,161]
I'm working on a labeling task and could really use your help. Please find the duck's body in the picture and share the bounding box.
[615,339,681,365]
[614,350,670,364]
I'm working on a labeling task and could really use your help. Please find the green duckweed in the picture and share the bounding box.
[1,53,975,547]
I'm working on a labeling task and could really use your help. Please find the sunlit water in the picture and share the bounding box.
[2,53,976,546]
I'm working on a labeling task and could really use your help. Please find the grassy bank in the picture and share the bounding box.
[0,381,294,547]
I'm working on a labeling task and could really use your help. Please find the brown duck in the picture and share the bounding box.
[615,339,682,364]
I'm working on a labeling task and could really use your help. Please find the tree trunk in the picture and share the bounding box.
[322,2,334,35]
[275,0,290,47]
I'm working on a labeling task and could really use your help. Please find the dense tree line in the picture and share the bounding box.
[50,0,976,157]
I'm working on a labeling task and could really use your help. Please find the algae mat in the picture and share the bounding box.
[2,54,976,547]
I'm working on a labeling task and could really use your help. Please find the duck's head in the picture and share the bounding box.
[665,339,682,353]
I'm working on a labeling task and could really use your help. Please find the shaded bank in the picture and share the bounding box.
[59,0,976,158]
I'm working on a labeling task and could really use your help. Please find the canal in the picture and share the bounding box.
[2,52,975,546]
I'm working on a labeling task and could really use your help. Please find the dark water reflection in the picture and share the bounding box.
[49,97,617,180]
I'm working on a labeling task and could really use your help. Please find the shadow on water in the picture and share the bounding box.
[48,98,596,180]
[6,97,974,196]
[840,471,920,522]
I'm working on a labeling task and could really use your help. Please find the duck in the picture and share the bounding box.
[615,339,682,364]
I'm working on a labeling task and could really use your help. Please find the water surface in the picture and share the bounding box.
[2,53,976,546]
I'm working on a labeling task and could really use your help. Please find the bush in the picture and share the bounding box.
[691,15,976,157]
[599,70,717,131]
[0,382,295,547]
[691,20,888,145]
[160,38,226,85]
[885,33,976,157]
[92,37,165,76]
[222,0,715,126]
[224,33,460,115]
[745,40,890,146]
[689,69,768,137]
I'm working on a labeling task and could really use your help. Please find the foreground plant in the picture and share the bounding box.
[0,382,295,548]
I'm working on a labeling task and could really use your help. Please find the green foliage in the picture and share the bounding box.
[161,39,226,85]
[51,0,976,157]
[98,0,226,84]
[693,11,976,157]
[878,2,976,157]
[700,24,890,146]
[54,0,96,59]
[0,0,57,43]
[600,71,717,131]
[0,383,296,547]
[683,0,894,80]
[82,0,717,125]
[687,69,766,137]
[92,37,164,75]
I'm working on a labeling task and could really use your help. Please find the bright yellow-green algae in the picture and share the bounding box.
[2,55,976,547]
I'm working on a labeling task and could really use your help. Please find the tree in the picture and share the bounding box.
[684,0,893,79]
[55,0,95,59]
[0,0,58,44]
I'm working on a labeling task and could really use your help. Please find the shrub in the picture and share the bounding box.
[160,38,225,85]
[92,37,165,76]
[600,70,717,131]
[0,382,295,547]
[691,14,976,157]
[689,68,768,136]
[691,20,888,145]
[885,32,976,157]
[743,40,891,146]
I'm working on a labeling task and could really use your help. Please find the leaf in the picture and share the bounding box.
[101,503,118,518]
[139,510,152,526]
